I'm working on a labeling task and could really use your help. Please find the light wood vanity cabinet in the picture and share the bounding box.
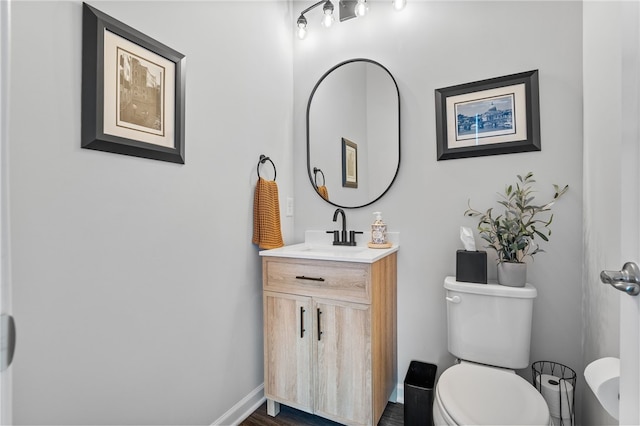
[262,253,397,426]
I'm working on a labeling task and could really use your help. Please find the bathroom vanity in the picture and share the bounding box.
[260,240,398,426]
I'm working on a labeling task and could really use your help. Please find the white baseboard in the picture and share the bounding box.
[395,382,404,404]
[211,384,265,426]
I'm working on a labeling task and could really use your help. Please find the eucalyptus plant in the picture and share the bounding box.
[464,172,569,263]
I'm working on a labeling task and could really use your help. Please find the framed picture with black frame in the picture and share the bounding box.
[81,3,186,164]
[435,70,540,161]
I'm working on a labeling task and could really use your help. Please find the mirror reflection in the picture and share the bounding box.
[307,59,400,208]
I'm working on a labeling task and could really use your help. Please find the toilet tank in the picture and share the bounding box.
[444,276,537,369]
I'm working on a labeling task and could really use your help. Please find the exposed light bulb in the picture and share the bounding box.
[354,0,368,17]
[321,0,334,28]
[392,0,406,11]
[296,14,308,39]
[321,10,334,28]
[321,14,334,28]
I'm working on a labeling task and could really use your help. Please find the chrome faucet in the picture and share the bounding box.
[327,208,362,246]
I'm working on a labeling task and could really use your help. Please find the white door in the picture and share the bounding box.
[0,1,13,424]
[586,1,640,423]
[615,2,639,423]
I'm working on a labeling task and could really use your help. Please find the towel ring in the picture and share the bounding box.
[257,155,276,181]
[313,167,325,187]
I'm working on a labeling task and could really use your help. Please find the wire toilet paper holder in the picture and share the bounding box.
[532,361,577,426]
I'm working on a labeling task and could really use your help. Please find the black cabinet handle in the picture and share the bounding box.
[295,275,325,282]
[300,306,306,338]
[317,308,323,341]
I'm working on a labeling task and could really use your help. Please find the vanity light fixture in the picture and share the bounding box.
[296,0,406,40]
[297,0,334,39]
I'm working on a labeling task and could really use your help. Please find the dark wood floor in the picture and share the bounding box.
[240,402,404,426]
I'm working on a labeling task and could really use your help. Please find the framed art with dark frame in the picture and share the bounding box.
[342,137,358,188]
[435,70,540,161]
[82,3,186,164]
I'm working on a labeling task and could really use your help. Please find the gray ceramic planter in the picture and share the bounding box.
[497,262,527,287]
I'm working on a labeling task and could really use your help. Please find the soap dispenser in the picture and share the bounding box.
[369,212,390,248]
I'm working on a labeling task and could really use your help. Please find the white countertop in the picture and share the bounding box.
[259,231,399,263]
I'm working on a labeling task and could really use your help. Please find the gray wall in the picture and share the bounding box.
[293,0,585,421]
[7,1,293,424]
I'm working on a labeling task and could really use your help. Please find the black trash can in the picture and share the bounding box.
[404,360,437,426]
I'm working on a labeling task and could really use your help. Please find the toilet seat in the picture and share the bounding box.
[435,363,550,425]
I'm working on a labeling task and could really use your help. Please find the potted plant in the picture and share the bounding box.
[464,172,569,287]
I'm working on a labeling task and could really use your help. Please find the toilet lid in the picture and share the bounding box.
[437,363,550,425]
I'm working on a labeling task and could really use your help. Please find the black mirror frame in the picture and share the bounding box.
[306,58,401,209]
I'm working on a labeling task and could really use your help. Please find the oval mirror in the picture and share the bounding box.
[307,59,400,209]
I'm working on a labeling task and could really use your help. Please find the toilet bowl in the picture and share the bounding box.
[433,362,551,425]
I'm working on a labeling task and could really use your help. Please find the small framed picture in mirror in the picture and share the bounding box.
[342,138,358,188]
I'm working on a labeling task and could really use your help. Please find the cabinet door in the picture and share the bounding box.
[314,299,371,425]
[264,291,313,412]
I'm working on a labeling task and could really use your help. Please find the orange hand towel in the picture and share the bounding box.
[317,185,329,201]
[252,177,284,249]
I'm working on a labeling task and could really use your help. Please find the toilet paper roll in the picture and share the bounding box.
[535,373,574,420]
[584,357,620,420]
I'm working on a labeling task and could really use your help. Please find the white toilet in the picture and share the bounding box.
[433,276,551,425]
